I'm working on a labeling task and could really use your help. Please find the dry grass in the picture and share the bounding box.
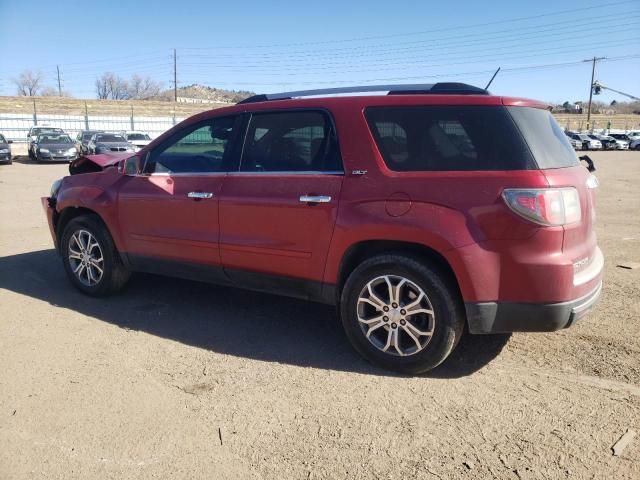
[1,96,638,131]
[0,96,229,117]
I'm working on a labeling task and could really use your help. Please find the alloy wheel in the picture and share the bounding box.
[68,229,104,286]
[356,275,435,356]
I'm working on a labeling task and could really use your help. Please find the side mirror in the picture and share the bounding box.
[7,140,13,144]
[123,155,143,175]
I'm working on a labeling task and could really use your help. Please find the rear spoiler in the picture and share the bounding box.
[579,155,596,173]
[69,153,129,175]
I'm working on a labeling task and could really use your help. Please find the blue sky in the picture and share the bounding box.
[0,0,638,103]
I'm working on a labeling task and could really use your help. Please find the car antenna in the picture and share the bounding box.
[484,67,501,90]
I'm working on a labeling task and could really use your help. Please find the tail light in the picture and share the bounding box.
[502,188,581,226]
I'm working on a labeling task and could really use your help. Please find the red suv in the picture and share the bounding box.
[42,83,603,373]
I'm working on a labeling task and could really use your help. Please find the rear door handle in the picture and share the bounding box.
[188,192,214,199]
[299,195,332,203]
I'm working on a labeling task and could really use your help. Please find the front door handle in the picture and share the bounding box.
[188,192,214,199]
[299,195,332,203]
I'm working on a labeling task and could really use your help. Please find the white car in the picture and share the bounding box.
[570,133,602,150]
[123,131,152,152]
[566,136,583,150]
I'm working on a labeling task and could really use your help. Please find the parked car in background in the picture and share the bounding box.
[123,131,152,152]
[87,133,134,154]
[610,133,635,144]
[42,82,603,374]
[591,134,627,150]
[569,133,602,150]
[75,130,104,154]
[32,133,77,162]
[566,135,582,150]
[0,133,13,164]
[630,138,640,150]
[27,126,64,159]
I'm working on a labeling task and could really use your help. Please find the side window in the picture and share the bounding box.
[365,106,535,171]
[240,111,342,172]
[150,116,237,174]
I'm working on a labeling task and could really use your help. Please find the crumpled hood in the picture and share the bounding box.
[69,152,130,175]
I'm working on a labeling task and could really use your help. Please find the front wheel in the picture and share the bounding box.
[60,215,130,296]
[340,254,465,374]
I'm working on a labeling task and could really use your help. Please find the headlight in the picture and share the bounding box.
[39,148,50,154]
[66,147,77,155]
[50,178,63,198]
[0,148,9,154]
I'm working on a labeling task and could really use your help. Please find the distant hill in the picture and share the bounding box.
[164,84,255,104]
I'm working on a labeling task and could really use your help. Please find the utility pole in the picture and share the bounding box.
[583,56,605,132]
[173,48,177,102]
[56,65,62,96]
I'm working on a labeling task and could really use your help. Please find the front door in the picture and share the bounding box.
[118,116,241,274]
[219,110,344,294]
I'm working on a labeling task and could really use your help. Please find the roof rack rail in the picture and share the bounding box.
[237,82,488,104]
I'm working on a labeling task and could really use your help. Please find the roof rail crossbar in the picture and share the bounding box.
[237,82,488,104]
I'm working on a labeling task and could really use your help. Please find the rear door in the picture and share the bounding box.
[219,110,343,293]
[118,116,241,273]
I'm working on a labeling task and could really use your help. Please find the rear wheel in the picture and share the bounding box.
[60,215,130,296]
[340,254,464,374]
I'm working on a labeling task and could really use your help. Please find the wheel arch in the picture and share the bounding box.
[55,206,116,255]
[336,240,463,303]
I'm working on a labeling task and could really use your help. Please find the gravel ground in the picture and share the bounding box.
[0,151,638,479]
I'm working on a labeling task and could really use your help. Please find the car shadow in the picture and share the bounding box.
[11,155,70,165]
[0,249,510,378]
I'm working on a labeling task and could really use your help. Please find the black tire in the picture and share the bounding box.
[60,215,130,296]
[340,254,465,374]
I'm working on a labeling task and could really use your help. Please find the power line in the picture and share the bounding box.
[178,0,637,50]
[179,16,639,60]
[177,37,640,77]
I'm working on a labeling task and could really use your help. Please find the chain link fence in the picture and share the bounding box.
[0,112,184,144]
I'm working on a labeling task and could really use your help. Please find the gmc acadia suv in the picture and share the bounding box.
[42,83,603,373]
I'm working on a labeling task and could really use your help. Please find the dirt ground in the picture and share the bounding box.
[0,151,638,479]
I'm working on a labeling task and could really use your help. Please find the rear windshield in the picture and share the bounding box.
[507,106,578,169]
[365,105,535,171]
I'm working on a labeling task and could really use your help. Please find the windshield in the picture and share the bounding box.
[96,134,126,143]
[0,134,6,143]
[127,133,150,141]
[507,106,578,169]
[38,134,72,144]
[82,132,99,140]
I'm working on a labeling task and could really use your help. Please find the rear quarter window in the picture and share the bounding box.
[507,106,579,169]
[365,105,535,171]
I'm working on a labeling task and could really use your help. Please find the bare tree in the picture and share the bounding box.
[12,70,44,96]
[128,75,162,99]
[95,72,130,100]
[41,86,69,97]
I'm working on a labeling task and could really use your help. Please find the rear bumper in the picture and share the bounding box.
[466,281,602,334]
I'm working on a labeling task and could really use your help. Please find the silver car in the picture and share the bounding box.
[87,133,135,155]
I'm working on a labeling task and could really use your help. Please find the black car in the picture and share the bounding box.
[27,126,64,159]
[32,133,78,162]
[0,133,13,164]
[75,130,104,155]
